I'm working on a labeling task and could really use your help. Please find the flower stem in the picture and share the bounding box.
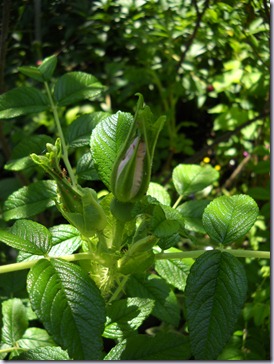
[44,81,77,187]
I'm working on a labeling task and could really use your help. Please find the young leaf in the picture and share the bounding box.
[103,297,154,339]
[54,72,104,106]
[14,346,70,360]
[1,298,28,346]
[27,258,106,360]
[0,87,49,119]
[10,219,52,254]
[126,274,180,327]
[172,164,219,197]
[104,332,191,360]
[3,180,57,221]
[185,250,248,360]
[202,194,259,245]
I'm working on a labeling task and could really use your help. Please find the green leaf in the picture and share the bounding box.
[10,219,52,254]
[155,247,194,291]
[3,180,57,221]
[104,332,191,360]
[185,250,248,360]
[66,112,110,148]
[172,164,219,197]
[54,72,104,106]
[27,258,106,360]
[0,87,49,119]
[176,199,210,233]
[76,152,99,181]
[18,66,44,82]
[1,298,28,345]
[17,327,56,350]
[38,55,57,81]
[14,346,70,360]
[151,204,183,249]
[126,274,180,326]
[4,134,53,171]
[90,111,133,189]
[103,297,154,339]
[0,229,45,255]
[202,194,259,245]
[147,182,171,206]
[49,224,82,256]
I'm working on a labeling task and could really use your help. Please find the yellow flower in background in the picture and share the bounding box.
[203,157,211,164]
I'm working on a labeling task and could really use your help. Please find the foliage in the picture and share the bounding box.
[0,0,270,361]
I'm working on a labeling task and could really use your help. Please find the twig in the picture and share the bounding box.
[222,154,251,190]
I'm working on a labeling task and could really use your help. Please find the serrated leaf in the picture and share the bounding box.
[1,298,28,345]
[0,229,45,255]
[0,87,49,119]
[14,346,70,360]
[66,112,110,148]
[10,219,52,254]
[176,199,210,233]
[76,152,99,180]
[126,274,180,326]
[17,327,55,350]
[3,180,57,221]
[104,332,191,360]
[103,297,154,339]
[155,248,193,291]
[202,194,259,245]
[147,182,171,206]
[185,250,248,360]
[54,72,104,106]
[90,111,133,189]
[49,224,82,256]
[5,134,53,171]
[27,258,106,360]
[172,164,219,197]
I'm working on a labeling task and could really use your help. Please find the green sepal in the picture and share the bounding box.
[30,139,107,236]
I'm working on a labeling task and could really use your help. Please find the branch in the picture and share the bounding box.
[176,0,210,71]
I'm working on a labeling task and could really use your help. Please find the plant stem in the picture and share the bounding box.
[172,195,184,209]
[155,249,270,260]
[44,81,77,186]
[0,253,93,274]
[108,275,129,303]
[0,249,269,275]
